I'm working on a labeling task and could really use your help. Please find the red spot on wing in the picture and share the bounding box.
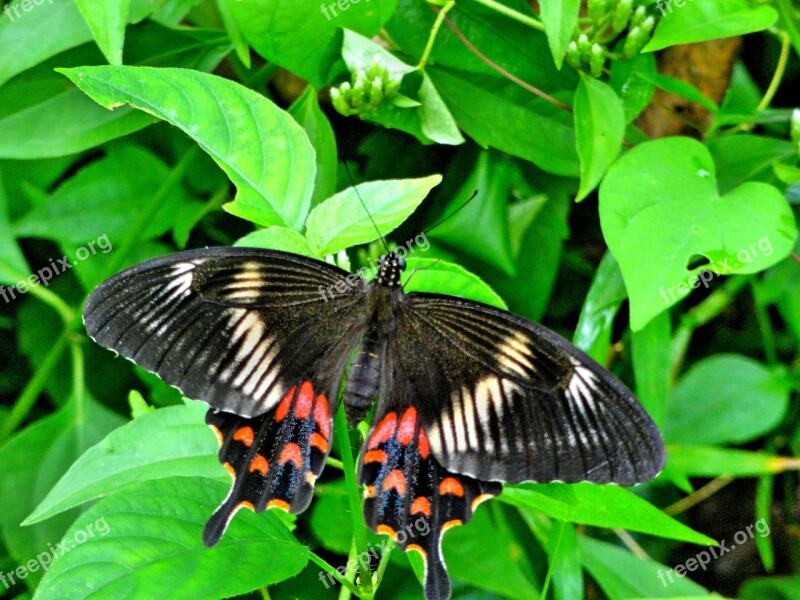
[275,386,296,422]
[411,496,431,516]
[314,394,331,437]
[280,442,303,468]
[439,477,465,497]
[397,407,417,446]
[383,469,407,495]
[417,429,431,459]
[295,381,315,419]
[310,432,328,452]
[233,426,254,447]
[368,412,397,449]
[249,455,268,474]
[364,449,387,464]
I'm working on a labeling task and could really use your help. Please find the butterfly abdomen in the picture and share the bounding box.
[343,340,384,426]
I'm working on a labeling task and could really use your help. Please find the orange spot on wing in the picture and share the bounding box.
[314,394,331,437]
[310,432,328,452]
[275,386,296,422]
[364,449,387,464]
[439,477,465,497]
[383,469,407,495]
[397,407,417,445]
[295,381,315,418]
[417,429,431,459]
[377,524,397,539]
[224,462,236,477]
[249,455,268,474]
[233,426,254,447]
[267,499,290,511]
[280,442,303,468]
[368,412,397,449]
[411,496,431,516]
[364,485,377,499]
[236,500,255,512]
[442,519,462,533]
[406,543,427,558]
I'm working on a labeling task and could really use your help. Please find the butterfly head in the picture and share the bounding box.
[376,252,406,288]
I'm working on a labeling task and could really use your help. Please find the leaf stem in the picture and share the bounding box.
[418,1,456,70]
[307,551,361,596]
[334,403,373,596]
[0,259,74,325]
[757,30,791,112]
[469,0,544,31]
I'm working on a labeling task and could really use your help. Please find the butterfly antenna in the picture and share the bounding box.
[343,160,389,253]
[404,258,442,287]
[422,189,479,235]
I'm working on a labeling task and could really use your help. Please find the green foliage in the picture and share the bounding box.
[0,0,799,599]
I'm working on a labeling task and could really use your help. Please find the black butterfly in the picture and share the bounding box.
[83,246,665,600]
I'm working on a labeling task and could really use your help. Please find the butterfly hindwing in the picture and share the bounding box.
[393,293,665,485]
[358,406,501,600]
[83,247,365,417]
[203,379,334,546]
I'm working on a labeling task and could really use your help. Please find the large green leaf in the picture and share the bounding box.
[24,402,219,526]
[228,0,398,88]
[501,483,715,545]
[665,354,791,445]
[574,74,625,201]
[33,478,308,600]
[305,174,441,256]
[667,445,791,477]
[403,257,507,309]
[599,136,798,330]
[289,87,338,207]
[75,0,130,65]
[58,65,316,230]
[579,536,710,599]
[645,0,778,52]
[0,395,125,588]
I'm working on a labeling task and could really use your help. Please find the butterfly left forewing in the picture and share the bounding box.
[394,293,666,486]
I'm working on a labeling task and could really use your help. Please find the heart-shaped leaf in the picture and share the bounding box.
[599,136,798,330]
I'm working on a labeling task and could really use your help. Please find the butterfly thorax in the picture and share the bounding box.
[342,259,406,426]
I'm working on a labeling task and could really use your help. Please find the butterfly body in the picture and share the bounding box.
[83,246,665,600]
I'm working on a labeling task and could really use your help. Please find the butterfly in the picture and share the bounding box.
[83,246,665,600]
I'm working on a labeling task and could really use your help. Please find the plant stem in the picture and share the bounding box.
[757,31,791,112]
[470,0,544,31]
[0,259,74,325]
[751,281,778,365]
[307,551,361,596]
[777,0,800,58]
[70,338,86,451]
[0,333,69,440]
[418,1,456,70]
[334,403,373,596]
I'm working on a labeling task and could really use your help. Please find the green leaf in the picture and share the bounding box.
[33,478,308,600]
[289,87,338,206]
[539,0,580,69]
[58,65,316,230]
[740,574,800,600]
[0,170,28,286]
[665,355,791,445]
[13,144,193,260]
[707,134,797,193]
[235,227,315,257]
[24,402,218,526]
[340,30,463,145]
[427,151,516,276]
[75,0,130,65]
[305,174,441,256]
[631,311,671,426]
[0,394,125,588]
[667,445,791,477]
[228,0,398,88]
[0,23,233,159]
[645,0,778,52]
[572,252,627,363]
[574,74,625,201]
[599,136,798,331]
[636,72,719,114]
[579,536,711,599]
[403,257,507,309]
[501,482,715,545]
[609,52,656,123]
